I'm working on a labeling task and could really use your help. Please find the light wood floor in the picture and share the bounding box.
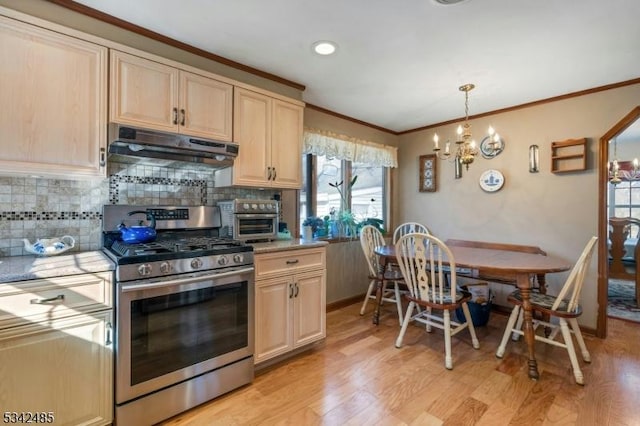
[159,303,640,426]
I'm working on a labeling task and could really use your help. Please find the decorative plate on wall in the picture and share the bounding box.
[479,169,504,192]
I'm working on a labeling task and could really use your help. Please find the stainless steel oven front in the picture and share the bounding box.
[115,266,254,425]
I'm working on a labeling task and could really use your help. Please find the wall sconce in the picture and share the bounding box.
[529,145,539,173]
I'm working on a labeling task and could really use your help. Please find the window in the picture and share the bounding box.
[610,180,640,219]
[300,128,397,236]
[300,154,388,234]
[351,161,385,221]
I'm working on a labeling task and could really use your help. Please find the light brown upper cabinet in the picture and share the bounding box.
[0,15,107,179]
[227,87,303,189]
[110,50,233,141]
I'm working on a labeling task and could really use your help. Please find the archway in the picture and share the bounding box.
[597,106,640,337]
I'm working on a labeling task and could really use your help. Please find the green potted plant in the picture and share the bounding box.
[328,175,359,239]
[302,216,324,239]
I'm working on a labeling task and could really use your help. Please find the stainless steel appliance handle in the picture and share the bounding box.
[234,213,278,219]
[120,267,255,292]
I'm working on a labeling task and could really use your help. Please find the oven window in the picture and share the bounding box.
[129,281,248,385]
[237,217,275,235]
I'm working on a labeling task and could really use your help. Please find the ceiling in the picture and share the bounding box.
[72,0,640,134]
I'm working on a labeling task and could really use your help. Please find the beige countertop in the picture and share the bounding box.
[251,239,329,254]
[0,251,115,284]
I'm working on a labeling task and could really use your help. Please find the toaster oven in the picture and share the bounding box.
[218,199,278,242]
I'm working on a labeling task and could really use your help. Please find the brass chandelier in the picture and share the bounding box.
[432,83,500,170]
[609,137,640,185]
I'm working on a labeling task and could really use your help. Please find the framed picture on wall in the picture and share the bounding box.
[419,154,437,192]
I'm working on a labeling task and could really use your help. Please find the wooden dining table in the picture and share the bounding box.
[374,243,571,380]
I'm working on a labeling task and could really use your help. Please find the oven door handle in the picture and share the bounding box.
[235,213,278,219]
[119,267,255,293]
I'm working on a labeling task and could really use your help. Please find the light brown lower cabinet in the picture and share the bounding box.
[254,247,326,364]
[0,273,114,426]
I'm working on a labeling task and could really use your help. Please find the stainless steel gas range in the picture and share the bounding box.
[102,205,255,426]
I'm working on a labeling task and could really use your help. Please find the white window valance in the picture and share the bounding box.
[303,127,398,168]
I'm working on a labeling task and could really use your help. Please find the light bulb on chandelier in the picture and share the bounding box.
[432,83,501,170]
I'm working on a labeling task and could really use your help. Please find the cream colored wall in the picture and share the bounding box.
[0,0,302,100]
[398,83,640,328]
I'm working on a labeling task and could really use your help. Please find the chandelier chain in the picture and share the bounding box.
[464,90,469,122]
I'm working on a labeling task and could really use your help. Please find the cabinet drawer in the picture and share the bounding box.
[0,271,113,329]
[255,248,325,279]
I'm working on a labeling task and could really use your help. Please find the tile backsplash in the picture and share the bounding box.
[0,161,280,257]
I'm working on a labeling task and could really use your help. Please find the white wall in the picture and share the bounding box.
[397,83,640,329]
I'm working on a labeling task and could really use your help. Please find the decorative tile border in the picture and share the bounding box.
[108,163,212,205]
[0,211,102,221]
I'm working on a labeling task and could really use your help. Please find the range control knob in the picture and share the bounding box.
[138,264,152,276]
[242,203,250,210]
[159,262,172,274]
[233,254,244,264]
[251,203,258,210]
[191,258,203,269]
[218,255,229,266]
[259,203,265,210]
[267,204,274,210]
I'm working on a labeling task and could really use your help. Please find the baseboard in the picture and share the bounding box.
[326,294,365,312]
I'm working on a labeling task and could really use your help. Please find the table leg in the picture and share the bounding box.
[516,272,539,380]
[373,257,388,325]
[373,278,382,325]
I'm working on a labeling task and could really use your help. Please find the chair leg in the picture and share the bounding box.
[559,319,584,385]
[512,307,524,341]
[360,279,376,315]
[568,318,591,363]
[496,305,521,358]
[394,282,403,326]
[460,303,480,349]
[443,309,453,369]
[426,307,433,332]
[395,301,415,348]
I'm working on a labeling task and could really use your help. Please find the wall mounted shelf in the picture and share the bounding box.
[551,138,587,173]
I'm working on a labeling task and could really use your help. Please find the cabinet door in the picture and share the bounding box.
[179,71,233,141]
[0,16,107,179]
[232,87,271,186]
[271,99,303,189]
[0,310,114,426]
[110,50,179,132]
[293,270,326,348]
[255,276,292,363]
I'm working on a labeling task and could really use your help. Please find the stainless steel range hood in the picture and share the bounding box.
[108,123,238,168]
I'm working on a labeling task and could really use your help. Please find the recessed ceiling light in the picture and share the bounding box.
[432,0,470,5]
[312,41,337,56]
